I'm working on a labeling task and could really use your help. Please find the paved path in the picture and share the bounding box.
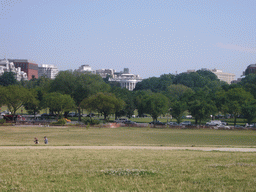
[0,146,255,152]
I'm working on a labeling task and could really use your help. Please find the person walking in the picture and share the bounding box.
[44,136,48,144]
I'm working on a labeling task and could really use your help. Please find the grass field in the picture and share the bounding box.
[1,126,256,191]
[0,126,256,147]
[0,149,256,191]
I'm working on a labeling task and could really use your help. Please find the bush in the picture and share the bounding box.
[82,117,101,125]
[51,118,66,126]
[0,119,6,124]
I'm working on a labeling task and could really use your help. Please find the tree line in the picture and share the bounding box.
[1,70,256,125]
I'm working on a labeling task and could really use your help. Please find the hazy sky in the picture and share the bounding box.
[0,0,255,79]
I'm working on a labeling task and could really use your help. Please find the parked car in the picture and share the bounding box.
[124,120,136,125]
[115,118,128,123]
[68,112,77,117]
[167,122,179,126]
[216,124,230,129]
[181,121,192,126]
[86,113,95,117]
[149,121,165,125]
[206,120,222,126]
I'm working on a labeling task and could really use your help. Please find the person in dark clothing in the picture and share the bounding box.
[44,136,48,144]
[34,137,39,144]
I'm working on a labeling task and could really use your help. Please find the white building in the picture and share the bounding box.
[96,69,115,78]
[38,64,58,79]
[0,59,27,80]
[109,68,142,91]
[76,65,93,72]
[186,68,236,84]
[210,68,235,84]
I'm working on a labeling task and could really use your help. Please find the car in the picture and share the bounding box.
[149,121,165,125]
[181,121,192,126]
[206,120,222,126]
[167,122,179,126]
[86,113,95,117]
[124,120,136,125]
[115,118,128,123]
[68,112,77,117]
[216,124,230,129]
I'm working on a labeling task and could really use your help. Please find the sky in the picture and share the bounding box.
[0,0,255,79]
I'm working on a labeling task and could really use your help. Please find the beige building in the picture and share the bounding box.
[210,68,235,84]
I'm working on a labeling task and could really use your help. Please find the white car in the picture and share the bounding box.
[216,124,230,129]
[206,120,222,126]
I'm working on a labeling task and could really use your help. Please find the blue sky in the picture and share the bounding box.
[0,0,255,79]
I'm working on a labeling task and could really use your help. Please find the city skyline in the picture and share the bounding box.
[1,0,255,79]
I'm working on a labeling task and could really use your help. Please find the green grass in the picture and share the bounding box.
[0,126,256,147]
[1,126,256,191]
[0,149,255,191]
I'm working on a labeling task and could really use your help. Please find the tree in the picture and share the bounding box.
[187,90,217,125]
[81,92,125,120]
[0,72,17,86]
[50,71,110,120]
[241,100,256,125]
[111,87,136,119]
[170,101,187,124]
[133,90,153,117]
[0,85,30,121]
[144,93,169,122]
[23,89,43,117]
[225,88,254,126]
[42,92,75,118]
[166,84,194,102]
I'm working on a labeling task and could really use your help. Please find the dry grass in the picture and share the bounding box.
[0,149,255,191]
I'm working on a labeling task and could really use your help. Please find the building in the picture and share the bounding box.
[0,59,27,80]
[108,68,142,91]
[96,69,115,78]
[210,68,235,84]
[76,65,93,72]
[8,59,38,80]
[186,68,236,84]
[244,64,256,76]
[38,64,58,79]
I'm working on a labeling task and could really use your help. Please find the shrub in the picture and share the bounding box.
[82,117,101,125]
[0,119,6,124]
[51,118,66,126]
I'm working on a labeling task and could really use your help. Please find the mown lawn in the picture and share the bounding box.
[0,126,256,147]
[0,149,255,191]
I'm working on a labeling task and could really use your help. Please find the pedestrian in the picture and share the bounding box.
[44,136,48,144]
[34,137,39,144]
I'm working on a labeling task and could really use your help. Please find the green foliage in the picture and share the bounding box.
[0,119,6,124]
[23,89,42,116]
[166,84,194,101]
[241,100,256,124]
[82,117,101,125]
[134,74,174,92]
[42,92,75,116]
[144,93,169,121]
[51,118,66,125]
[188,91,217,124]
[225,88,254,125]
[0,85,30,117]
[170,101,187,123]
[81,92,125,120]
[0,72,17,86]
[111,87,136,118]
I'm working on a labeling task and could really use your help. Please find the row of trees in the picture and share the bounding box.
[1,70,256,125]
